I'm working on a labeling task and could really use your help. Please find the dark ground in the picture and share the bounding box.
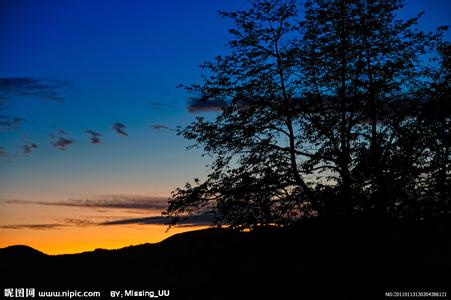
[1,216,450,299]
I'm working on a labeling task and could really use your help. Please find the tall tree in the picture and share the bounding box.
[165,0,448,227]
[165,0,317,228]
[299,0,447,216]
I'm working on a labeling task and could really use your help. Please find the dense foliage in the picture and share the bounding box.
[164,0,450,228]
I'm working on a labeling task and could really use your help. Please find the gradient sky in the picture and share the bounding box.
[0,0,449,254]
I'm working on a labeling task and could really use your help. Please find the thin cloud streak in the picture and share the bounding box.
[0,218,96,230]
[0,224,65,230]
[0,216,208,230]
[4,195,169,211]
[146,101,177,111]
[112,122,128,136]
[0,196,206,230]
[100,214,212,226]
[150,124,175,131]
[85,129,102,144]
[0,77,69,101]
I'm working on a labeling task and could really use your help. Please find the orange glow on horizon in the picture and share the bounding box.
[0,200,208,255]
[0,225,207,255]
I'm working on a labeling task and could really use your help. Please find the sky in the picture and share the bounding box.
[0,0,450,254]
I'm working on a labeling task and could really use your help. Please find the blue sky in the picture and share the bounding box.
[0,0,245,201]
[0,0,450,202]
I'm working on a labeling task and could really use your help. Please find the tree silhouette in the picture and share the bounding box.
[166,0,314,228]
[165,0,449,228]
[299,0,447,217]
[416,42,451,216]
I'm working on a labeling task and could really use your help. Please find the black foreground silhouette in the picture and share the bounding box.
[1,216,449,299]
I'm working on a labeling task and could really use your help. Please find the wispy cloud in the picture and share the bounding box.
[0,115,26,131]
[0,214,208,230]
[0,146,9,157]
[146,99,178,112]
[4,195,169,211]
[22,143,38,155]
[112,122,128,136]
[0,77,67,136]
[64,218,96,226]
[50,129,75,150]
[51,137,75,150]
[85,129,102,144]
[0,77,69,101]
[146,101,177,111]
[149,124,175,131]
[0,195,175,230]
[100,214,212,226]
[187,97,227,113]
[0,218,95,230]
[0,223,65,230]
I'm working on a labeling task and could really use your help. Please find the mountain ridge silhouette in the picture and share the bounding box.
[1,217,449,299]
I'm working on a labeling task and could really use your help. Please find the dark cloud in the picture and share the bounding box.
[22,143,38,155]
[112,122,128,136]
[51,137,75,150]
[0,77,69,101]
[5,195,169,211]
[50,129,75,150]
[149,124,175,131]
[85,129,102,144]
[187,97,227,113]
[0,115,26,131]
[100,214,212,226]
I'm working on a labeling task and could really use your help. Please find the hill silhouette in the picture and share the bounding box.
[1,216,450,299]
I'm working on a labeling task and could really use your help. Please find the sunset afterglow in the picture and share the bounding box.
[1,0,449,255]
[0,198,206,254]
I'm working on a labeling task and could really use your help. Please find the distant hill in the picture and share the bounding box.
[1,217,450,299]
[0,245,46,258]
